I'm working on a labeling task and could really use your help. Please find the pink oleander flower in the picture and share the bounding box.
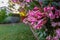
[35,11,43,19]
[33,19,47,29]
[51,22,60,27]
[47,7,51,11]
[43,7,49,12]
[55,10,59,18]
[49,12,55,19]
[46,35,52,40]
[33,7,39,10]
[32,7,39,15]
[44,7,47,12]
[56,16,59,18]
[12,0,17,3]
[33,19,43,29]
[56,29,60,38]
[34,11,46,19]
[28,10,35,17]
[33,24,41,29]
[52,36,59,40]
[51,7,55,10]
[51,22,57,27]
[23,18,28,24]
[44,6,54,12]
[47,6,54,10]
[27,17,37,22]
[28,7,45,19]
[25,0,32,2]
[30,22,35,25]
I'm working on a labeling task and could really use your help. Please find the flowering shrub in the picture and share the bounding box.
[11,0,60,40]
[23,7,47,29]
[23,0,60,40]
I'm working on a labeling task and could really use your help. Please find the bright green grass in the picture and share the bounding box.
[0,23,35,40]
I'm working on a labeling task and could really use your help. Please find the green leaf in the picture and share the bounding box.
[32,0,41,7]
[36,27,47,40]
[26,0,41,10]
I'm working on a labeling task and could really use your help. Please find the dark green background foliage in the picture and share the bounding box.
[0,8,7,23]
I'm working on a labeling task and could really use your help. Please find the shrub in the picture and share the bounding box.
[0,8,7,23]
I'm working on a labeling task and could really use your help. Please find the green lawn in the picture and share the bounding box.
[0,23,35,40]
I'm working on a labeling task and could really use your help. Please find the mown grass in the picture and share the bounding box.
[0,23,35,40]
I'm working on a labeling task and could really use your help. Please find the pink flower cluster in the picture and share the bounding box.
[44,6,60,27]
[44,6,54,12]
[23,7,47,29]
[51,22,60,27]
[25,0,32,2]
[23,6,60,30]
[56,29,60,38]
[49,9,60,19]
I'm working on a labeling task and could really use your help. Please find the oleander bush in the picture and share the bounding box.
[23,0,60,40]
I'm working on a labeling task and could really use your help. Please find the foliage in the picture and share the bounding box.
[0,8,7,23]
[25,0,40,10]
[8,13,13,16]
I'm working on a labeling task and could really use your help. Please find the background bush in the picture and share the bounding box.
[0,8,7,23]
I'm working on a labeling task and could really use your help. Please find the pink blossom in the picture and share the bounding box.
[44,7,54,12]
[47,7,54,11]
[51,22,60,27]
[55,10,59,18]
[49,12,55,19]
[44,7,47,12]
[52,36,59,40]
[47,7,51,11]
[23,18,28,24]
[33,19,43,29]
[56,29,60,38]
[25,0,31,2]
[28,10,35,17]
[27,17,37,22]
[31,22,35,25]
[33,19,47,29]
[35,11,43,19]
[46,35,52,40]
[33,7,39,10]
[35,11,45,19]
[37,16,42,19]
[12,0,17,3]
[33,25,40,29]
[51,22,57,27]
[51,7,55,10]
